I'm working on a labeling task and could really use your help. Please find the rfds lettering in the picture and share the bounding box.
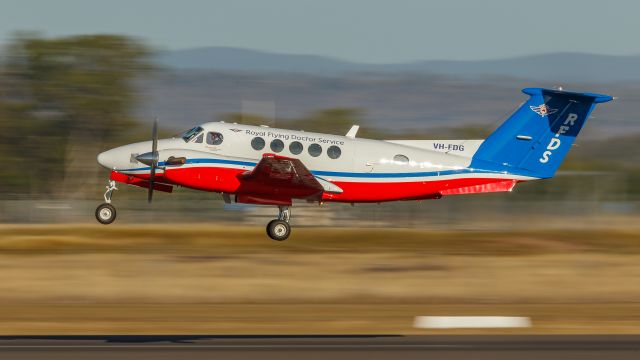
[539,113,578,163]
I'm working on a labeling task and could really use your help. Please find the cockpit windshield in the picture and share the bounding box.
[178,126,204,142]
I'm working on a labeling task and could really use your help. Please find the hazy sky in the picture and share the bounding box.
[0,0,637,63]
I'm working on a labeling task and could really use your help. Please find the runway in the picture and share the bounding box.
[0,335,638,360]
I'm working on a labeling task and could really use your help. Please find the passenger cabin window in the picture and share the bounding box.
[270,139,284,153]
[289,141,303,155]
[308,143,322,157]
[206,132,224,145]
[393,154,409,164]
[251,137,265,150]
[327,145,341,159]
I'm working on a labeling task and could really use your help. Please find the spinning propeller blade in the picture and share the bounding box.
[148,118,158,203]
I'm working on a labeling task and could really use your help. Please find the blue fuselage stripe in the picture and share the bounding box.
[119,158,499,178]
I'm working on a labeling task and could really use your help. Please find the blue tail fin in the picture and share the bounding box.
[472,88,613,178]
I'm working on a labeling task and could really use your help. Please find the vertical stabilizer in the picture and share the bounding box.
[472,88,613,178]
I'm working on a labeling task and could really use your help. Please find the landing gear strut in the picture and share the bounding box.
[266,206,291,241]
[96,180,118,225]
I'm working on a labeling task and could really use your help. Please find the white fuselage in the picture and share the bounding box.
[97,122,533,202]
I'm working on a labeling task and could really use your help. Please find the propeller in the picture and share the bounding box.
[148,118,158,203]
[135,118,159,203]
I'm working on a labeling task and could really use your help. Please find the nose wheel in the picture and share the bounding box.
[96,180,118,225]
[95,203,116,224]
[266,206,291,241]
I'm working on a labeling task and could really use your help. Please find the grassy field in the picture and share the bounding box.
[0,224,639,334]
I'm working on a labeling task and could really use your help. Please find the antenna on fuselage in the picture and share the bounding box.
[346,125,359,139]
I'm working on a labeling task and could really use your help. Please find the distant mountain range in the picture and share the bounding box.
[158,47,640,83]
[139,47,637,137]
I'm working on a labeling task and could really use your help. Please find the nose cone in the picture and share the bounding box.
[97,139,171,171]
[97,149,117,169]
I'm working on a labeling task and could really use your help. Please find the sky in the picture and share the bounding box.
[0,0,637,63]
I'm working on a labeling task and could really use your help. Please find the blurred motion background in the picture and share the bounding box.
[0,1,638,226]
[0,0,638,334]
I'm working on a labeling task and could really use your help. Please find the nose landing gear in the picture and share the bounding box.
[96,180,118,225]
[266,206,291,241]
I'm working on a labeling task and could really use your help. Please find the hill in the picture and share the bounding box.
[136,71,637,137]
[158,47,640,83]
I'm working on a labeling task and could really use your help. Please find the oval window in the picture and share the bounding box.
[289,141,303,155]
[270,139,284,153]
[251,137,265,150]
[206,132,224,145]
[308,143,322,157]
[327,145,341,159]
[393,154,409,164]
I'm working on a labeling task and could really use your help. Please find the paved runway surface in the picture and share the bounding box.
[0,335,639,359]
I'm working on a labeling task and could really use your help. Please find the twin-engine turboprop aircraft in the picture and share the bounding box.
[96,88,612,240]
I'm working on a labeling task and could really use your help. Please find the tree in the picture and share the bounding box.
[0,33,154,197]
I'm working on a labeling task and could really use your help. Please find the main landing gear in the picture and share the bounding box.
[96,180,118,225]
[95,179,292,240]
[266,206,291,241]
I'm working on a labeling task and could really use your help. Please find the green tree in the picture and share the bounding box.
[0,33,154,197]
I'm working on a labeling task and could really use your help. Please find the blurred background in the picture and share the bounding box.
[0,1,638,226]
[0,0,638,335]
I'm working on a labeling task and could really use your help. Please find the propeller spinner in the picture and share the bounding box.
[135,118,159,203]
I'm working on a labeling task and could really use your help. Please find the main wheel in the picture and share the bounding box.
[266,219,290,241]
[95,203,116,225]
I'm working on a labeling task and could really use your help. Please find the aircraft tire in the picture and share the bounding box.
[95,203,116,225]
[266,219,290,241]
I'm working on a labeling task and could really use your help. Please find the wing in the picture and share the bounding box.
[236,154,343,205]
[237,154,325,199]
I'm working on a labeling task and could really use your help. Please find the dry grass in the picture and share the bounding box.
[0,224,639,334]
[1,223,639,255]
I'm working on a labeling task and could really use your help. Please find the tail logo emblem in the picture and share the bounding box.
[530,104,558,117]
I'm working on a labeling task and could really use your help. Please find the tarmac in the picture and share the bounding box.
[0,335,638,360]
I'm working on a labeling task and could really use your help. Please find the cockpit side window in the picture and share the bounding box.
[194,133,203,143]
[179,126,204,142]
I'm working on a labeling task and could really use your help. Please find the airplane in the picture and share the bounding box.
[96,87,613,240]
